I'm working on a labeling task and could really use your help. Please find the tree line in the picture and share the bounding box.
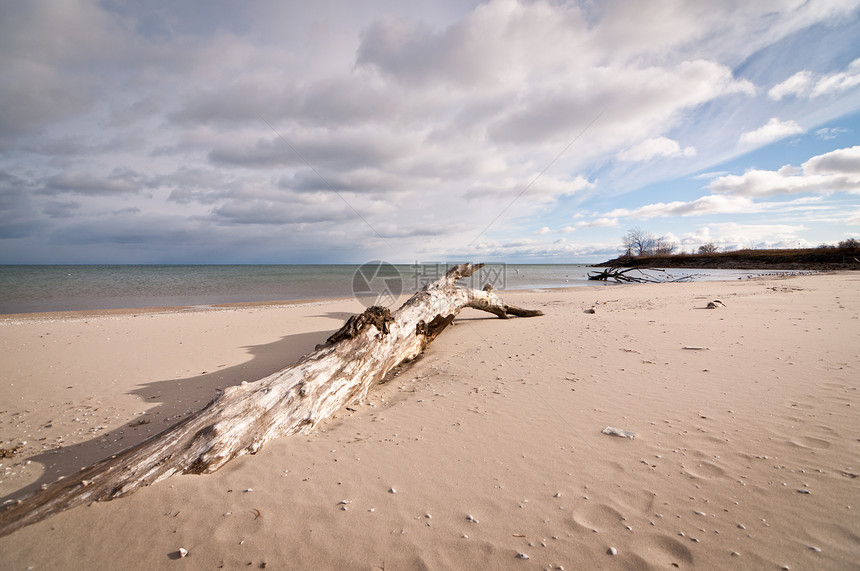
[621,227,858,257]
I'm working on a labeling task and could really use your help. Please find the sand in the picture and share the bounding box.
[1,273,858,570]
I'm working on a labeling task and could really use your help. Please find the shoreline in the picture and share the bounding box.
[0,270,812,321]
[1,272,857,569]
[0,296,358,323]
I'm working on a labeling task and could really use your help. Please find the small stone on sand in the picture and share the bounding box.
[602,427,636,439]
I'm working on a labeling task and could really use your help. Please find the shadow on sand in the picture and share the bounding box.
[1,307,497,505]
[1,318,345,506]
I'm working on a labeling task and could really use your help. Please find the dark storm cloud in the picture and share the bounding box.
[208,132,408,171]
[49,215,197,246]
[0,170,41,238]
[39,168,147,196]
[376,224,459,238]
[280,169,410,194]
[211,200,352,226]
[42,201,81,219]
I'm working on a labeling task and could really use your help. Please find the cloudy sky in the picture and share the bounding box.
[2,0,859,264]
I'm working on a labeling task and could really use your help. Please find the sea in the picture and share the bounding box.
[0,264,788,315]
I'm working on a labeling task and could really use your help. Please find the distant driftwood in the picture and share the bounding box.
[0,263,542,538]
[588,267,694,283]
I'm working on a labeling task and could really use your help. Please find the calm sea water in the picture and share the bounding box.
[0,264,783,314]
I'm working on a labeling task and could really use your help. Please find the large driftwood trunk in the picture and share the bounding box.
[0,263,541,537]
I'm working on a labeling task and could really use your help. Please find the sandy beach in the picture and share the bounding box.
[1,273,858,570]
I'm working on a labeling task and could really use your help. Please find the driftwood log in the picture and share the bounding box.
[0,263,542,537]
[588,267,694,283]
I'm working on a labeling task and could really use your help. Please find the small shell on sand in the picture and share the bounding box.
[516,553,529,560]
[602,427,636,439]
[388,488,396,494]
[607,547,618,555]
[178,548,188,558]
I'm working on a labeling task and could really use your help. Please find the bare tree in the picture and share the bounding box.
[622,227,656,256]
[654,238,677,255]
[838,238,859,250]
[698,242,719,254]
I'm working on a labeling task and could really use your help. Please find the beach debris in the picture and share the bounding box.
[706,300,725,309]
[251,508,261,519]
[584,306,596,314]
[602,427,637,439]
[0,445,23,459]
[797,488,811,494]
[682,346,709,350]
[588,267,695,283]
[516,553,530,560]
[178,548,189,558]
[388,488,396,494]
[808,546,821,552]
[466,514,479,523]
[243,488,253,493]
[607,547,618,556]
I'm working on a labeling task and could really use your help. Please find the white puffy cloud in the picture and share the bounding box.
[803,145,860,175]
[617,137,696,162]
[561,217,620,232]
[769,58,860,100]
[768,71,816,100]
[607,194,757,219]
[710,146,860,197]
[738,118,804,146]
[680,223,810,251]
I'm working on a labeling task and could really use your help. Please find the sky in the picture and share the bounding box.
[1,0,859,264]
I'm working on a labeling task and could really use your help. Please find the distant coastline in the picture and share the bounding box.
[597,247,860,270]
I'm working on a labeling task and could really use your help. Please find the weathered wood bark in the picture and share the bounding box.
[0,263,541,537]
